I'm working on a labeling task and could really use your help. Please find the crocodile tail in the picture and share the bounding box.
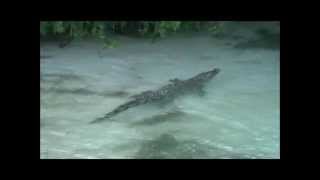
[89,100,141,124]
[89,110,120,124]
[89,116,108,124]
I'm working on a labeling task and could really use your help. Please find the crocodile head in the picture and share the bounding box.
[193,68,220,83]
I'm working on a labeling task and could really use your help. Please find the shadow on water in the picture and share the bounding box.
[41,87,130,98]
[135,133,196,159]
[129,110,186,126]
[233,28,280,50]
[134,133,255,159]
[40,73,85,87]
[41,73,131,98]
[40,73,130,97]
[41,73,84,81]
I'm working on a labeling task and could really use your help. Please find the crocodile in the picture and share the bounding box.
[89,68,220,124]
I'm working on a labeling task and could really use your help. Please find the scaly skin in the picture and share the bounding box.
[90,68,220,124]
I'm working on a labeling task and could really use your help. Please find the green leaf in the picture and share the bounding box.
[54,21,65,34]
